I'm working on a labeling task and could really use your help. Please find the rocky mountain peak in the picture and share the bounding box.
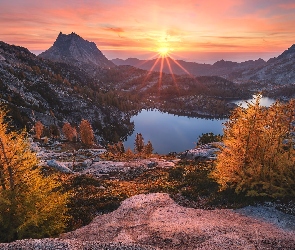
[39,32,114,68]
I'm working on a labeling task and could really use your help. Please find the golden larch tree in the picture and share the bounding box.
[34,121,44,139]
[144,140,154,156]
[62,122,77,142]
[134,133,144,154]
[211,96,295,198]
[79,119,94,146]
[0,109,69,242]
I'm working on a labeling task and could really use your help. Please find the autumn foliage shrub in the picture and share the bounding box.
[63,165,178,230]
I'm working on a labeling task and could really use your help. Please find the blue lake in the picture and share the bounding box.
[124,96,276,154]
[124,110,226,154]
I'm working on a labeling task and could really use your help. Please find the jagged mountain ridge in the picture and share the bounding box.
[39,32,114,69]
[112,44,295,85]
[240,44,295,85]
[278,44,295,59]
[111,57,267,77]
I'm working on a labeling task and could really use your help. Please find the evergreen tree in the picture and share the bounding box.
[134,133,144,153]
[197,132,222,145]
[49,124,60,138]
[0,109,69,242]
[211,96,295,198]
[144,140,154,156]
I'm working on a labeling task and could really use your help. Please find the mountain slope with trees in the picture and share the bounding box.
[0,41,134,143]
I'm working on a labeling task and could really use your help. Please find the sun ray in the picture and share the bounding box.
[144,57,161,82]
[169,54,193,77]
[158,56,164,89]
[165,57,179,93]
[134,53,162,68]
[137,42,194,99]
[120,53,162,80]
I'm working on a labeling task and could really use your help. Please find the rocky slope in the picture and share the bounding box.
[0,41,133,142]
[0,239,156,250]
[39,32,114,69]
[237,44,295,85]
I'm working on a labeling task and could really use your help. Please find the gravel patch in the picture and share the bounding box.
[0,238,156,250]
[236,205,295,231]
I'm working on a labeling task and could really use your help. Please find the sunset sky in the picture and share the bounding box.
[1,0,295,63]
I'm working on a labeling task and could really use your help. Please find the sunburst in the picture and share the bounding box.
[135,43,193,95]
[157,47,170,57]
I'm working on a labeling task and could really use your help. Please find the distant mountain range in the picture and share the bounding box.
[112,45,295,85]
[112,57,265,77]
[39,31,295,86]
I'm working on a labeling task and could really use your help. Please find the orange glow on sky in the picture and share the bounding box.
[1,0,295,63]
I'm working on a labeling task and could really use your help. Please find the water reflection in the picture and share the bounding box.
[234,95,275,108]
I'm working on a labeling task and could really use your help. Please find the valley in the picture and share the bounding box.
[2,32,295,147]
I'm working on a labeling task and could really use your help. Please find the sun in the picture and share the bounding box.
[157,47,170,57]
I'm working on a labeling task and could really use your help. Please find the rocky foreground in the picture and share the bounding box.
[1,193,295,250]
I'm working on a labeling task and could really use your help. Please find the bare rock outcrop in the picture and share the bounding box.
[1,193,295,249]
[62,193,295,250]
